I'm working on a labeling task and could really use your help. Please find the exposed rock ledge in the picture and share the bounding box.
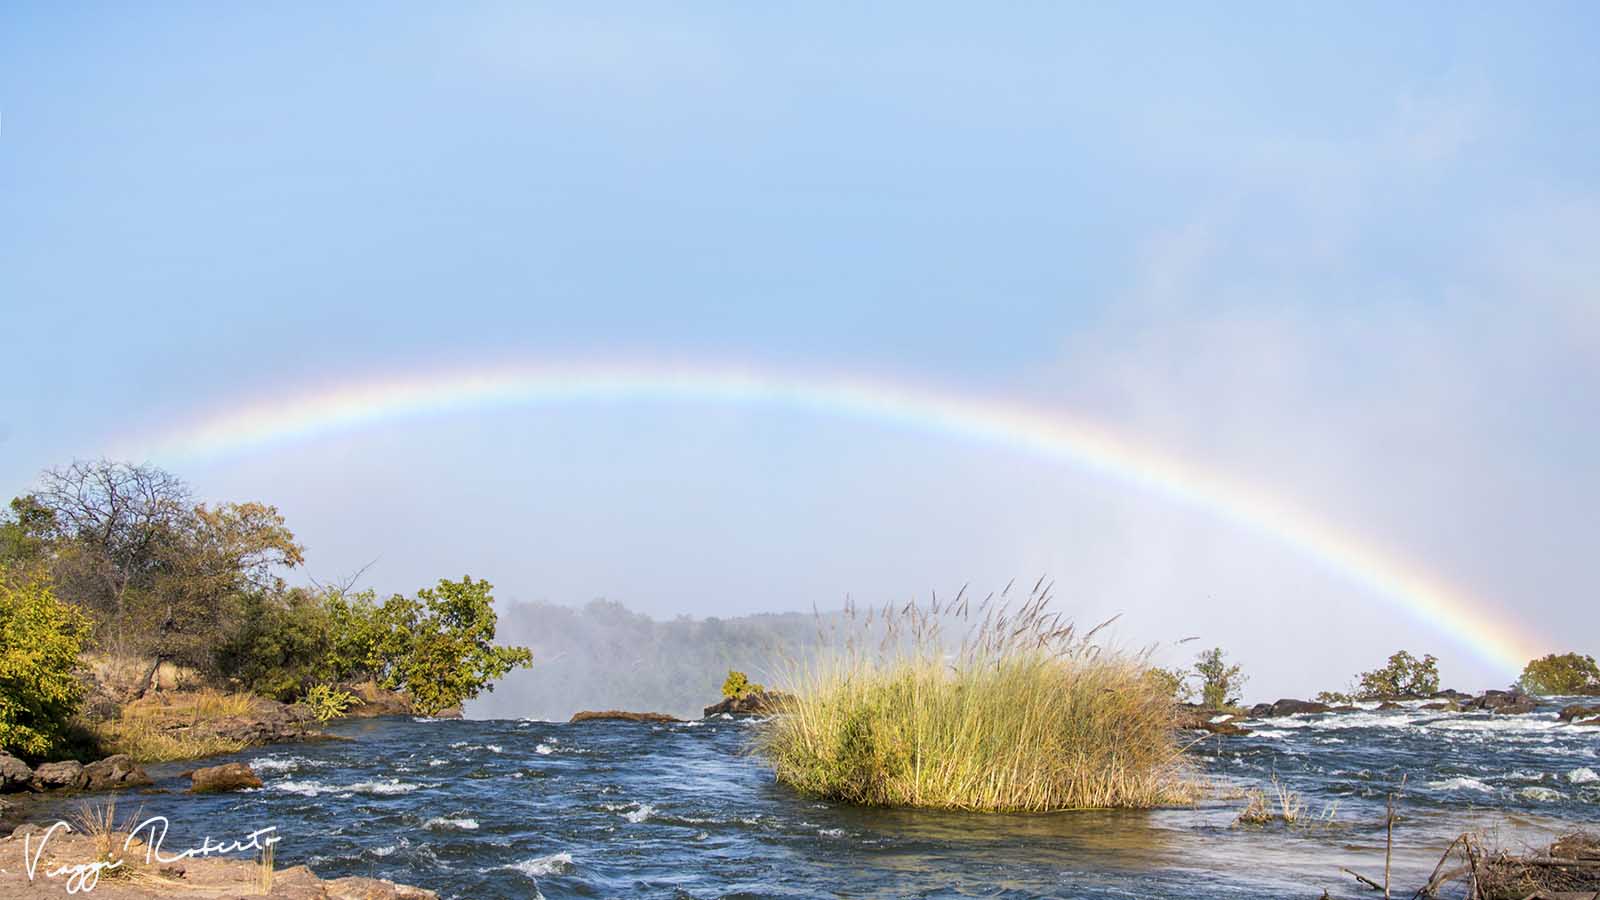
[569,710,682,724]
[702,690,791,718]
[0,824,436,898]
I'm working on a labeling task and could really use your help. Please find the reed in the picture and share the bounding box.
[758,580,1195,812]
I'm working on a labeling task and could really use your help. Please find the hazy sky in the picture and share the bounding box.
[3,3,1596,699]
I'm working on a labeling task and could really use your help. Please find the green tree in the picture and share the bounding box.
[1356,650,1440,699]
[0,564,91,757]
[369,577,533,715]
[0,496,55,564]
[1517,653,1600,696]
[1145,666,1194,703]
[722,670,764,699]
[1194,647,1246,710]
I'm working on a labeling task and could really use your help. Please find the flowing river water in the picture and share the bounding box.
[27,699,1600,898]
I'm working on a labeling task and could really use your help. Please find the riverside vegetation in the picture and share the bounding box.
[758,581,1194,812]
[0,459,532,765]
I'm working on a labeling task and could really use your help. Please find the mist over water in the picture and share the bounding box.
[470,600,834,720]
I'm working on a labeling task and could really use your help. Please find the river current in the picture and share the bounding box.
[30,699,1599,899]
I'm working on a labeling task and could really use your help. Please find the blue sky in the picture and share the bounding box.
[2,3,1596,696]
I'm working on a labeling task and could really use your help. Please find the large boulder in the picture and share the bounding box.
[1260,699,1331,718]
[81,754,152,791]
[569,710,682,724]
[702,690,791,718]
[189,762,262,793]
[1173,705,1253,736]
[1558,704,1600,722]
[31,761,86,791]
[1472,690,1538,715]
[0,754,32,793]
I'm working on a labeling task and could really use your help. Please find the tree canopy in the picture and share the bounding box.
[1517,653,1600,696]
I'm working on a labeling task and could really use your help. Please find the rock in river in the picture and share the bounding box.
[31,761,85,791]
[82,754,152,791]
[189,762,263,793]
[0,754,32,793]
[569,710,682,724]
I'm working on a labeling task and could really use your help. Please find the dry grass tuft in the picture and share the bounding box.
[758,579,1196,812]
[89,689,255,761]
[1234,775,1337,827]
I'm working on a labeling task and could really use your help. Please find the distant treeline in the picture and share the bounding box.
[473,600,841,720]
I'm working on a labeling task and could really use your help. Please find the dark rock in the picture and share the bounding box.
[1262,699,1331,717]
[702,690,791,718]
[189,762,263,793]
[569,710,682,724]
[1248,703,1274,718]
[1558,704,1600,722]
[1471,689,1537,715]
[0,753,32,793]
[1173,705,1252,736]
[1420,700,1461,712]
[1377,701,1404,710]
[1329,705,1361,713]
[1431,689,1472,701]
[31,760,85,791]
[81,754,152,790]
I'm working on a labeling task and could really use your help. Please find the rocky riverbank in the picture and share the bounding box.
[0,823,436,898]
[1175,688,1600,737]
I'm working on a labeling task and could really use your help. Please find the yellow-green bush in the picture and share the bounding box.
[0,564,91,757]
[758,585,1193,812]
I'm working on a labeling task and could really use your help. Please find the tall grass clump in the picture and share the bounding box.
[758,580,1195,812]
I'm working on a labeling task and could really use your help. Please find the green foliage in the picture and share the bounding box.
[722,670,764,699]
[213,589,375,700]
[1146,666,1194,703]
[1314,690,1355,705]
[0,496,54,564]
[1194,647,1246,710]
[216,579,530,715]
[367,577,533,716]
[301,684,356,723]
[0,565,91,757]
[1517,653,1600,696]
[1356,650,1440,699]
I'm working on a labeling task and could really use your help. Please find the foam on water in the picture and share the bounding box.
[425,817,481,830]
[1426,777,1495,793]
[509,852,574,877]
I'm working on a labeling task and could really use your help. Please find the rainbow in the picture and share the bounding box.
[114,359,1543,675]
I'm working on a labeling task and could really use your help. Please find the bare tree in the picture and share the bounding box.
[30,460,192,653]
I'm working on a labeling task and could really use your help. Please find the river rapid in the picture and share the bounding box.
[28,699,1599,899]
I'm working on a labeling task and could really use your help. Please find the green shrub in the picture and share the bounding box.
[1517,653,1600,696]
[0,565,90,757]
[301,684,356,723]
[1356,650,1439,699]
[1194,647,1246,710]
[1146,666,1194,703]
[367,577,533,715]
[722,670,764,699]
[758,587,1193,812]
